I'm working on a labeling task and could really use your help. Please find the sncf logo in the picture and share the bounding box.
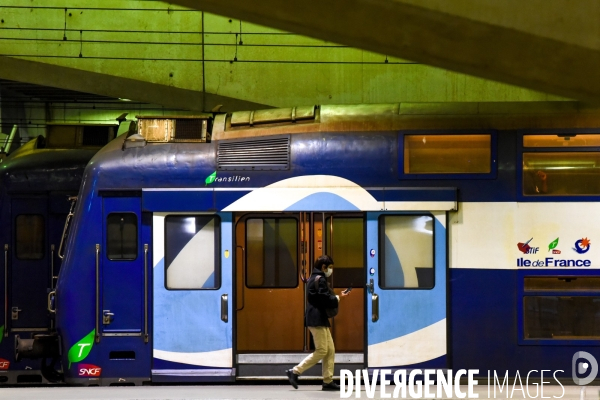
[78,363,101,377]
[0,358,10,370]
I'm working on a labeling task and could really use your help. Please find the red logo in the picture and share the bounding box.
[78,363,101,377]
[553,249,561,254]
[0,358,10,370]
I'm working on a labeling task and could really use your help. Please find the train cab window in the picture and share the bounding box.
[246,218,297,288]
[165,215,220,290]
[523,276,600,340]
[379,215,434,289]
[522,152,600,196]
[403,134,491,174]
[106,213,137,260]
[15,215,44,260]
[324,217,364,288]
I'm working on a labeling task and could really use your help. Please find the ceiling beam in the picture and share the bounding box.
[0,56,270,111]
[168,0,600,102]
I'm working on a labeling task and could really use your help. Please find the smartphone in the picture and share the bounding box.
[342,287,352,294]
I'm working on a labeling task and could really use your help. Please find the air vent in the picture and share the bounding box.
[218,136,290,171]
[137,115,211,143]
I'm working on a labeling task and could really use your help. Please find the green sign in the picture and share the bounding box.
[548,238,559,252]
[205,171,217,186]
[68,329,95,368]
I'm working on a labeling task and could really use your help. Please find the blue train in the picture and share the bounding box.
[0,123,118,383]
[22,103,600,385]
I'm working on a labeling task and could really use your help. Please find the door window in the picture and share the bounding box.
[15,214,44,260]
[106,213,138,260]
[379,215,434,289]
[324,217,364,288]
[246,218,298,288]
[165,215,220,290]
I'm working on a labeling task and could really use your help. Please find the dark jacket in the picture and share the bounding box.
[305,268,339,327]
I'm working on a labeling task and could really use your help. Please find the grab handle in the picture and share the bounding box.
[371,293,379,322]
[4,244,7,337]
[95,244,100,343]
[58,197,77,259]
[47,290,56,314]
[236,246,245,311]
[221,294,228,322]
[143,244,149,343]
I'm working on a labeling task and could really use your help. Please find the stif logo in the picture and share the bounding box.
[78,363,101,377]
[0,358,10,370]
[518,238,539,254]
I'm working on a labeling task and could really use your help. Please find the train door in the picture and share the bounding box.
[100,196,150,379]
[151,212,233,382]
[366,211,447,369]
[10,197,49,331]
[235,212,363,377]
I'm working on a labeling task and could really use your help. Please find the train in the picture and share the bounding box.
[19,102,600,386]
[0,122,119,384]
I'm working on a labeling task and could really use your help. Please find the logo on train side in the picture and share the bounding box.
[68,329,95,368]
[548,238,561,254]
[205,171,250,186]
[517,238,539,254]
[573,237,591,254]
[0,358,10,370]
[78,363,101,377]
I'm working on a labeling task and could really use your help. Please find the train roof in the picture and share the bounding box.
[212,101,600,140]
[0,136,99,192]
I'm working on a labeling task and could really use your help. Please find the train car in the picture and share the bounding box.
[33,103,600,385]
[0,122,118,384]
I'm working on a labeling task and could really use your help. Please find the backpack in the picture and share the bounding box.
[313,276,339,318]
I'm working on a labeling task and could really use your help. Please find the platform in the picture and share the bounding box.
[0,384,597,400]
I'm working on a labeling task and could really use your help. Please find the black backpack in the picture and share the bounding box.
[313,276,339,318]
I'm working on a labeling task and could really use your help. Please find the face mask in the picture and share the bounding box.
[324,268,333,278]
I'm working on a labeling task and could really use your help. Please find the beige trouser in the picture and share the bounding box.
[292,326,335,384]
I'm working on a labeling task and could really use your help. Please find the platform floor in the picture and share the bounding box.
[0,384,597,400]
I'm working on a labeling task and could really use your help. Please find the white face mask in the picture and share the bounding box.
[324,268,333,278]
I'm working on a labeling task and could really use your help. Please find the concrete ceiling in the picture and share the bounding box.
[167,0,600,102]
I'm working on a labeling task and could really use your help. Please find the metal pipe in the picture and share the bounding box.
[58,197,77,260]
[95,244,100,343]
[144,244,149,343]
[4,244,7,337]
[50,244,55,289]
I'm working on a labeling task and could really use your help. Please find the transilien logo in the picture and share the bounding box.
[68,329,95,368]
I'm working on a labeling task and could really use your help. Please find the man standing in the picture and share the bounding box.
[286,255,350,391]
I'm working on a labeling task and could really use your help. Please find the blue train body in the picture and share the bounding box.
[47,103,600,385]
[0,136,100,383]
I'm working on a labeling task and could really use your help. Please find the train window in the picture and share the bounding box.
[324,217,364,288]
[15,215,44,260]
[246,218,297,288]
[379,215,434,289]
[524,296,600,339]
[106,213,138,260]
[523,152,600,195]
[524,134,600,147]
[404,134,491,174]
[165,215,220,290]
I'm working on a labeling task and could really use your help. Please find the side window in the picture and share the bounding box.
[165,215,220,290]
[379,215,434,289]
[246,218,298,288]
[404,134,492,174]
[16,214,44,260]
[523,277,600,340]
[106,213,138,260]
[522,134,600,196]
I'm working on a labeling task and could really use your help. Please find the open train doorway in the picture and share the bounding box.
[234,212,364,378]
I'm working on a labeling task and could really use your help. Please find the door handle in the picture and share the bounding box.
[143,244,149,343]
[11,307,21,320]
[221,294,228,322]
[95,244,100,343]
[103,310,115,325]
[371,293,379,322]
